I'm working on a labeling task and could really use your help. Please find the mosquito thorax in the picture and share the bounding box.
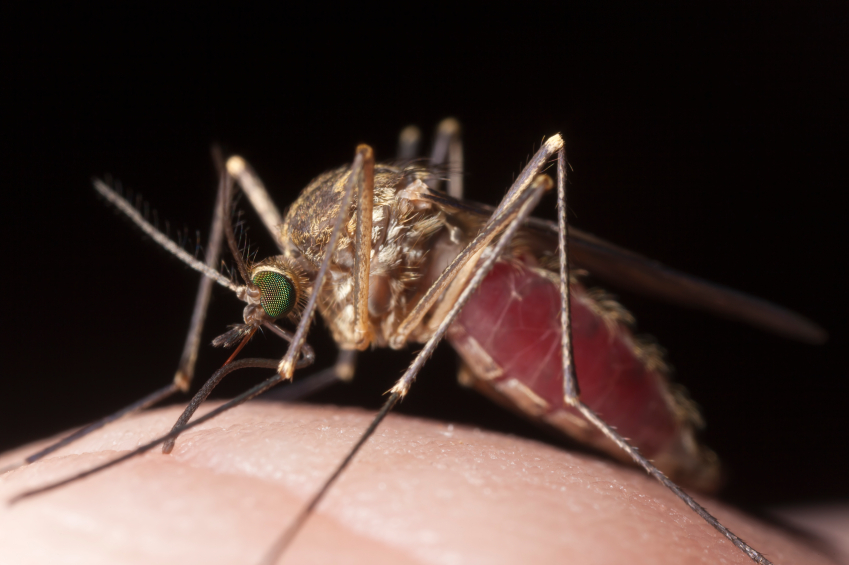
[277,164,457,349]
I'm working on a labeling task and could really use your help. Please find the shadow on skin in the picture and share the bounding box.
[0,402,842,565]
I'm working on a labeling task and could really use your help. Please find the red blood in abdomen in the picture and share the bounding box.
[448,261,679,457]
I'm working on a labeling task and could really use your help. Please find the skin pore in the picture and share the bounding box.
[0,402,841,565]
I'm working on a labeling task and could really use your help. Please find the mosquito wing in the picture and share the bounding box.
[422,190,826,344]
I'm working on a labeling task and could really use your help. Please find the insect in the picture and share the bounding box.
[4,120,826,564]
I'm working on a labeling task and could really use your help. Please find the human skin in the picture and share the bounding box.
[0,402,841,565]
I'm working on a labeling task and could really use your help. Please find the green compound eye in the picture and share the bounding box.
[251,270,296,318]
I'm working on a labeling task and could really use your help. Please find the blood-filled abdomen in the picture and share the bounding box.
[447,260,720,492]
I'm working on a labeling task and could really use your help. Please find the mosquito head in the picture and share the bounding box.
[213,257,306,350]
[247,256,308,321]
[251,269,294,318]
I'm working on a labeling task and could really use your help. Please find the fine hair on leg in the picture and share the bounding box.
[0,150,232,475]
[10,143,372,502]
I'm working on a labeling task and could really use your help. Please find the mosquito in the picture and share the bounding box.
[5,119,825,564]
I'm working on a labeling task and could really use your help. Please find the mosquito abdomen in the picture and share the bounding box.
[448,260,721,492]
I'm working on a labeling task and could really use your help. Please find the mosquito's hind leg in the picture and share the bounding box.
[549,151,772,564]
[397,124,421,161]
[397,118,463,198]
[429,118,463,199]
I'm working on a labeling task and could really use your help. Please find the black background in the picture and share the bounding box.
[1,3,846,511]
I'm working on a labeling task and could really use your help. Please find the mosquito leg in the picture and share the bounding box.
[0,384,176,475]
[390,134,564,349]
[10,358,280,503]
[12,144,368,499]
[352,145,375,348]
[161,324,315,454]
[576,402,774,563]
[396,124,421,161]
[173,147,229,392]
[260,349,356,402]
[550,150,772,564]
[277,145,373,377]
[160,338,318,455]
[390,174,551,396]
[158,148,263,456]
[554,148,579,400]
[261,173,555,565]
[10,142,367,497]
[0,155,233,475]
[428,117,463,199]
[225,155,286,252]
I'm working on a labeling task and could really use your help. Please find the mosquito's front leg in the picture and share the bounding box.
[397,118,463,198]
[225,151,365,380]
[161,344,344,455]
[0,155,232,475]
[162,142,374,438]
[160,146,376,452]
[172,148,229,392]
[228,146,374,350]
[10,144,368,501]
[352,145,374,348]
[276,144,374,377]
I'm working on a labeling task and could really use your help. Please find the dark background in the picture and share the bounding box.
[1,3,846,511]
